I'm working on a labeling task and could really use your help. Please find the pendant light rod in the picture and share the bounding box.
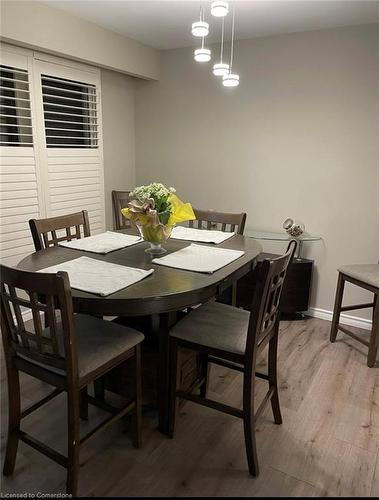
[220,16,225,63]
[201,4,204,50]
[230,5,235,71]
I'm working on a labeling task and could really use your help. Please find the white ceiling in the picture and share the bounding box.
[44,0,379,50]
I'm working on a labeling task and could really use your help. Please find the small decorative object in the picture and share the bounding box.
[121,183,195,255]
[283,218,305,238]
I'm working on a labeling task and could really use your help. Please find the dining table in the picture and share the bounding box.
[17,230,262,434]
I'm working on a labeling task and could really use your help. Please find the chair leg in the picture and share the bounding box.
[330,273,345,342]
[79,387,88,421]
[168,338,180,439]
[268,329,282,425]
[243,373,259,477]
[66,388,81,496]
[367,294,379,368]
[199,353,209,398]
[132,345,142,448]
[94,378,105,401]
[3,361,21,476]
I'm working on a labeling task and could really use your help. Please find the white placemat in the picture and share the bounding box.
[38,256,154,296]
[171,226,234,244]
[58,231,141,254]
[152,243,244,274]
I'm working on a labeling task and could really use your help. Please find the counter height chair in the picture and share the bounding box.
[190,208,247,235]
[330,264,379,367]
[29,210,90,252]
[28,211,93,390]
[190,208,247,306]
[168,241,297,477]
[112,190,131,230]
[0,265,144,496]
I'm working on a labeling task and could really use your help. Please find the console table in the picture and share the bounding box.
[247,230,321,260]
[239,230,321,318]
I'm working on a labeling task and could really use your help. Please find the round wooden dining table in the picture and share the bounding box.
[18,232,262,433]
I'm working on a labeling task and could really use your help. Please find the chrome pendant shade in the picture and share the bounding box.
[192,6,209,37]
[222,73,239,86]
[211,1,229,18]
[194,46,211,62]
[213,63,229,76]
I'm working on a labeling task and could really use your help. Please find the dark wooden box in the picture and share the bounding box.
[219,253,314,314]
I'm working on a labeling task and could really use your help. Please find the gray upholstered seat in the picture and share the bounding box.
[170,301,249,356]
[19,314,144,381]
[338,264,379,289]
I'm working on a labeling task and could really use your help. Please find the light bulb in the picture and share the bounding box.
[222,73,239,87]
[213,62,229,76]
[211,1,229,17]
[194,48,211,62]
[191,21,209,38]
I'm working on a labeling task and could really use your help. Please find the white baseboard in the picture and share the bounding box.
[308,307,372,331]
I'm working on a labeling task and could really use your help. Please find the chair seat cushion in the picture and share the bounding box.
[170,301,249,356]
[339,264,379,289]
[19,314,144,382]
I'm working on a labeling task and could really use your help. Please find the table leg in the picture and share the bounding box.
[157,311,178,435]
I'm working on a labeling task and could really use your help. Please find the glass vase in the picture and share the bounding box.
[136,222,173,255]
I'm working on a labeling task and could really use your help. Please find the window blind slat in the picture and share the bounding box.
[41,74,98,149]
[41,75,96,89]
[0,63,34,148]
[42,93,98,104]
[42,84,97,97]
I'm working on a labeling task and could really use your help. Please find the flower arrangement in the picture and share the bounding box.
[121,183,195,254]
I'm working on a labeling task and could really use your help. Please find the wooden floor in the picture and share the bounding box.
[1,316,378,497]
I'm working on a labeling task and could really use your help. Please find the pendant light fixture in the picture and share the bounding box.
[192,6,209,38]
[213,16,229,76]
[223,5,239,87]
[194,34,211,62]
[211,0,229,18]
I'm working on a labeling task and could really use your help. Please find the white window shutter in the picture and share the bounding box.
[1,46,105,267]
[0,48,43,266]
[33,59,105,235]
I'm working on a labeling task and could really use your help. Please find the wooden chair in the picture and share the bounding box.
[190,208,247,235]
[330,264,379,367]
[29,210,90,251]
[0,265,144,495]
[189,208,247,306]
[168,241,297,476]
[112,190,131,230]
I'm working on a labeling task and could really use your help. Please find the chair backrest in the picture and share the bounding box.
[0,265,78,380]
[112,190,131,230]
[245,240,297,367]
[29,211,90,251]
[189,208,247,235]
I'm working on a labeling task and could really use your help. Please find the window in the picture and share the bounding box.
[0,45,105,266]
[0,64,33,147]
[41,74,98,148]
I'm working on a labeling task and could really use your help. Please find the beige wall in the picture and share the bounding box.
[135,24,379,321]
[101,69,136,229]
[1,0,159,80]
